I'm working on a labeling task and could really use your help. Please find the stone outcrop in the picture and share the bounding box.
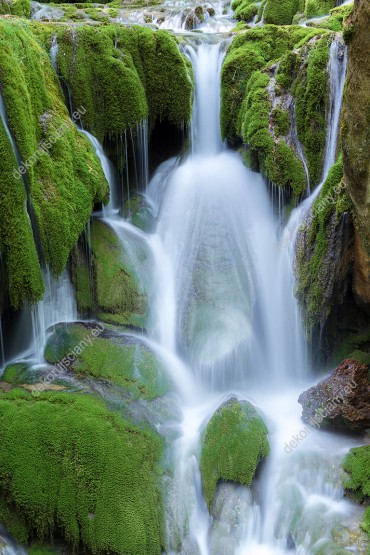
[342,0,370,310]
[298,358,370,431]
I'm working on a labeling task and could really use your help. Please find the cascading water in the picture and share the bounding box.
[30,267,77,361]
[90,28,363,553]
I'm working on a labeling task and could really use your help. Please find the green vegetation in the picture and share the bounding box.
[295,157,352,330]
[0,116,44,308]
[221,26,329,195]
[343,446,370,539]
[56,25,193,142]
[293,35,330,186]
[317,3,353,32]
[0,0,30,16]
[0,389,164,553]
[332,326,370,365]
[0,19,108,305]
[0,20,192,310]
[71,219,148,326]
[264,0,300,25]
[44,323,171,399]
[271,107,290,136]
[200,398,269,509]
[232,0,258,23]
[305,0,335,19]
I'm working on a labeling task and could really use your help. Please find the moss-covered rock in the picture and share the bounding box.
[293,34,330,186]
[55,24,193,142]
[0,0,30,16]
[123,194,155,232]
[0,389,164,553]
[0,111,44,309]
[221,26,330,196]
[72,219,149,326]
[44,322,171,399]
[200,397,269,509]
[0,19,109,309]
[264,0,300,25]
[295,156,352,330]
[343,446,370,539]
[232,0,258,23]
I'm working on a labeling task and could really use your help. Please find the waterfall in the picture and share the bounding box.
[80,129,118,215]
[31,267,77,361]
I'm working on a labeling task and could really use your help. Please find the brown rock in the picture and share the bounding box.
[298,359,370,431]
[342,0,370,309]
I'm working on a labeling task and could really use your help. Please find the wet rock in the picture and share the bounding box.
[298,359,370,431]
[200,397,269,508]
[122,194,155,232]
[44,322,172,400]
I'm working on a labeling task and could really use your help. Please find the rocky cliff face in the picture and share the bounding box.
[342,0,370,310]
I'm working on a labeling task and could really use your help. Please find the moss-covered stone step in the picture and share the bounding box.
[200,397,270,509]
[0,389,164,554]
[44,322,172,400]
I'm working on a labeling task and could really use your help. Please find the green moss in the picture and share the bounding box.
[56,25,193,142]
[295,157,352,329]
[343,446,370,503]
[0,390,164,553]
[0,20,108,284]
[233,0,258,22]
[317,3,353,32]
[332,326,370,365]
[271,107,290,135]
[91,219,148,326]
[264,0,300,25]
[305,0,336,19]
[44,323,171,400]
[0,0,30,16]
[293,35,330,186]
[265,140,307,195]
[0,116,44,309]
[200,398,269,509]
[221,26,326,196]
[2,363,31,385]
[221,25,299,140]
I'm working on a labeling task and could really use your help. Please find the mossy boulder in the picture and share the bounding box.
[44,322,171,400]
[0,0,30,17]
[0,20,109,309]
[72,219,149,326]
[264,0,300,25]
[55,24,193,142]
[0,389,164,553]
[123,194,155,232]
[220,25,330,196]
[200,397,269,509]
[343,446,370,539]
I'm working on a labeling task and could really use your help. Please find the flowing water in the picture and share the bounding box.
[96,35,362,554]
[0,7,365,555]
